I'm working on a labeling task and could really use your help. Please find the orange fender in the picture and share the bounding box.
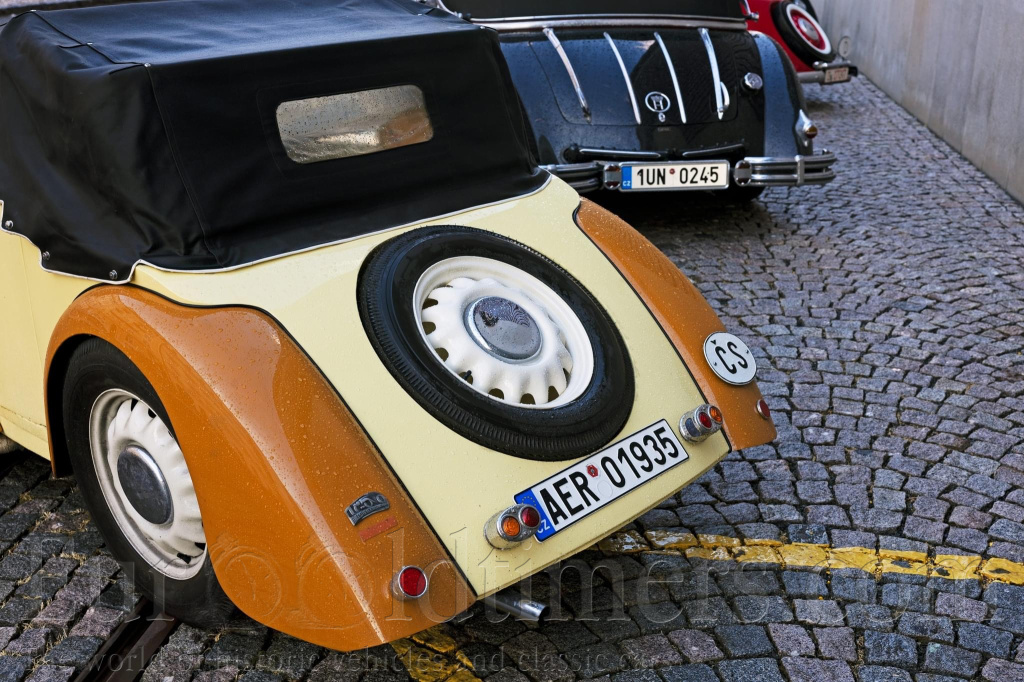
[575,199,777,451]
[45,286,473,650]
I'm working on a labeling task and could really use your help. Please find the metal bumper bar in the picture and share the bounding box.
[541,150,836,192]
[798,61,859,84]
[733,151,836,187]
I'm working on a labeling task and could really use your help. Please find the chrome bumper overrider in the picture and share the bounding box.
[732,151,836,187]
[542,151,836,192]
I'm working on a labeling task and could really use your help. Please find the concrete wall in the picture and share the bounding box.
[815,0,1024,203]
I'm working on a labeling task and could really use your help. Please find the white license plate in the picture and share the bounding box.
[824,66,850,84]
[621,162,729,191]
[515,420,688,541]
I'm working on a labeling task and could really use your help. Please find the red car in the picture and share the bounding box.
[745,0,857,85]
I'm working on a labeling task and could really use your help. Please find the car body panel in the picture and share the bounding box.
[44,286,474,651]
[575,199,775,451]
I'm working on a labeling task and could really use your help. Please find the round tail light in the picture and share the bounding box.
[501,515,522,538]
[485,504,541,549]
[680,404,724,443]
[756,398,772,420]
[520,505,541,529]
[394,566,428,600]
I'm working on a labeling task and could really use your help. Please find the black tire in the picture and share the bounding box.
[63,338,235,626]
[772,0,836,65]
[720,185,766,203]
[358,226,634,461]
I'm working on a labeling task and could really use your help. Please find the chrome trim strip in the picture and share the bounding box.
[577,148,662,160]
[698,28,726,120]
[604,32,641,125]
[654,32,686,124]
[470,15,746,32]
[543,28,591,121]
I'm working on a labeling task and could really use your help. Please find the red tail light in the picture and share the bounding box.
[520,505,541,529]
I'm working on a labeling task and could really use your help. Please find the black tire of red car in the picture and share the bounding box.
[63,338,236,627]
[772,0,836,66]
[358,226,634,461]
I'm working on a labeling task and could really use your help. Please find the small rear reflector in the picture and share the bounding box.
[394,566,428,600]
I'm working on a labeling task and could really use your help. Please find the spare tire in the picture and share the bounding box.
[358,226,634,461]
[773,0,836,66]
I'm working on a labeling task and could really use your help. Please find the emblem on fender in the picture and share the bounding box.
[346,492,390,525]
[703,332,757,385]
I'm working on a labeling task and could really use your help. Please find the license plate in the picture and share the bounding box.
[621,162,729,191]
[824,66,850,84]
[515,420,688,541]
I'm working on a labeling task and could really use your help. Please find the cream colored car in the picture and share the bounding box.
[0,0,774,651]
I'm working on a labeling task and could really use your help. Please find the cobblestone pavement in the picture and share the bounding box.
[0,76,1023,682]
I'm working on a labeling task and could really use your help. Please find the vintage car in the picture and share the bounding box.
[429,0,836,200]
[0,0,775,651]
[747,0,858,85]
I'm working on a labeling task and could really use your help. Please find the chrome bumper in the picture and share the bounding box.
[798,60,859,84]
[542,151,836,192]
[732,151,836,187]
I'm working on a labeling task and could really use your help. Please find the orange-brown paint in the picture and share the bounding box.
[45,286,473,651]
[575,199,776,451]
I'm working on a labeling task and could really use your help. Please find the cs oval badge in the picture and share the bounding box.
[703,332,756,385]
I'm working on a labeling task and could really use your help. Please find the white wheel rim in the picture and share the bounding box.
[413,256,594,408]
[786,4,832,55]
[89,389,206,580]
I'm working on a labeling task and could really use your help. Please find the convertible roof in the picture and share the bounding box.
[441,0,744,21]
[0,0,544,281]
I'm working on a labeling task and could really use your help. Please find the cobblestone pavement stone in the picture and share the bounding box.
[0,76,1023,682]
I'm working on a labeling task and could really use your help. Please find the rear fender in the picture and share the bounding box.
[45,285,473,651]
[753,31,810,156]
[575,199,777,451]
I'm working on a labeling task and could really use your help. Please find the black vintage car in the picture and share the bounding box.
[429,0,835,200]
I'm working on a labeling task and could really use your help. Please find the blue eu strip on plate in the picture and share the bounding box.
[621,166,633,190]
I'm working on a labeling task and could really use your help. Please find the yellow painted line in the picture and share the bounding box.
[602,531,1024,585]
[393,631,472,682]
[393,534,1024,682]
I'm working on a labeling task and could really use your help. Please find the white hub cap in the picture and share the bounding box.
[704,332,757,385]
[414,256,594,408]
[786,4,832,56]
[89,389,206,579]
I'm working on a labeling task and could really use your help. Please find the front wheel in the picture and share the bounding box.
[63,338,234,626]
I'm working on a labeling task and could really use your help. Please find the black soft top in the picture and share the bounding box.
[442,0,744,20]
[0,0,543,281]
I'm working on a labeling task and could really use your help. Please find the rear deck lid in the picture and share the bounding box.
[519,28,754,126]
